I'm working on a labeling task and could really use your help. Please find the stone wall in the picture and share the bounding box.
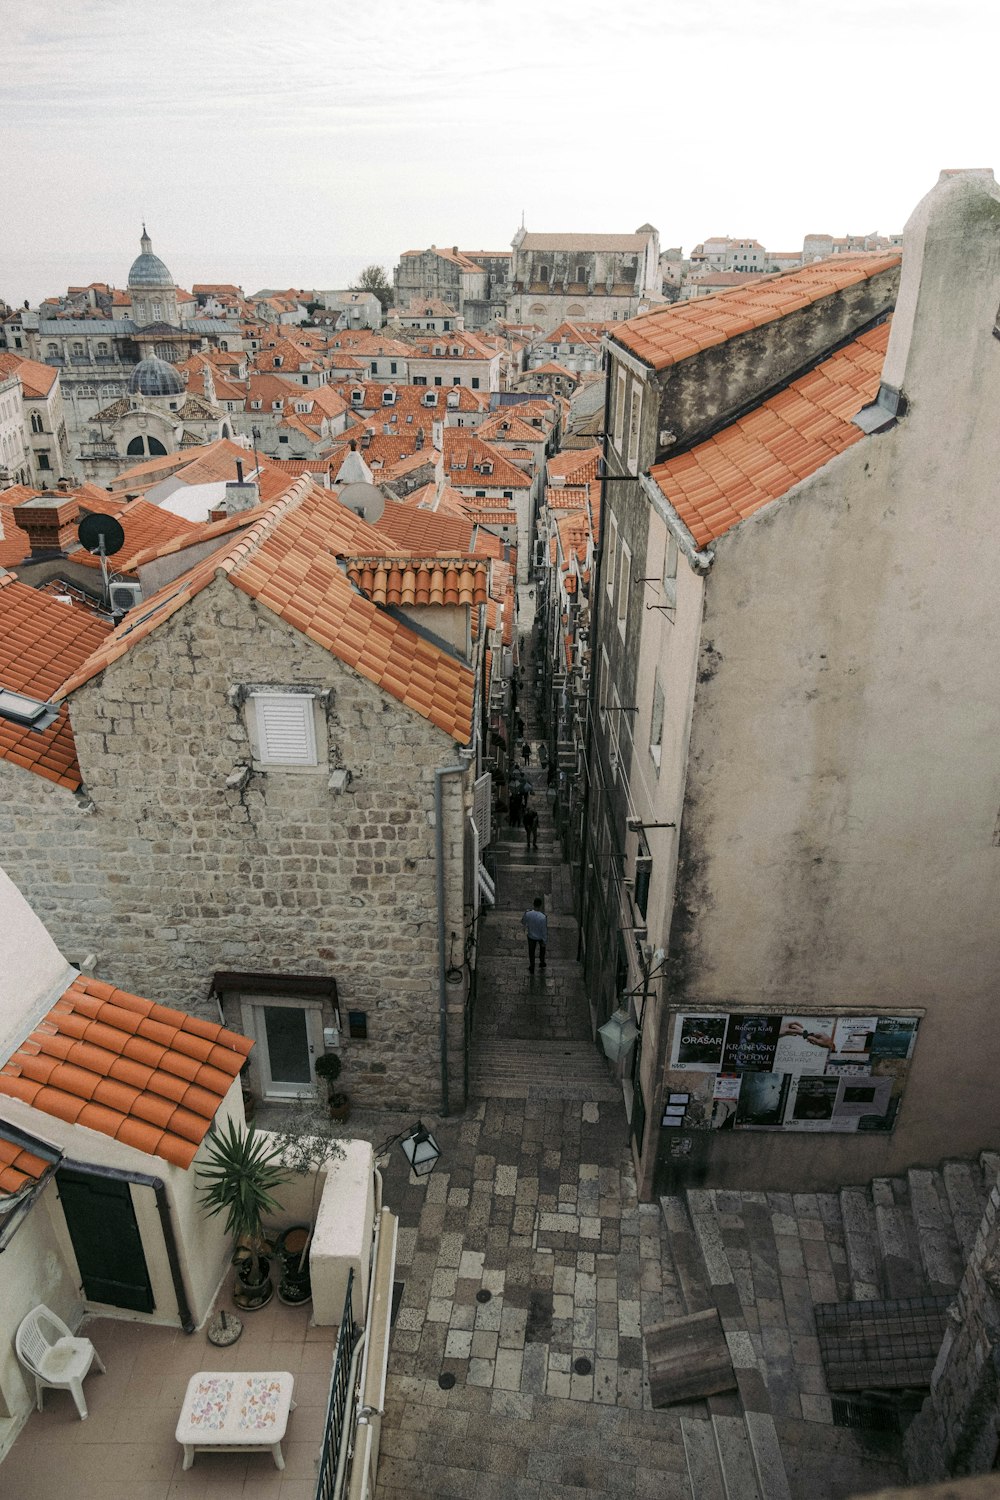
[0,579,471,1112]
[905,1173,1000,1481]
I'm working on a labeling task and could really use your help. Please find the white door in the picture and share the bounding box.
[243,997,323,1099]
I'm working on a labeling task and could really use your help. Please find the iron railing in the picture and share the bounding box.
[315,1268,358,1500]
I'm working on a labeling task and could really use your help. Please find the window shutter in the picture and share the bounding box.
[254,694,317,765]
[472,772,492,849]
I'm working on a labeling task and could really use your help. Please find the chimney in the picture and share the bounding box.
[14,496,80,555]
[223,460,259,515]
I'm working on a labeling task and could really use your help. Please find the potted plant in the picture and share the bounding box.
[314,1052,350,1121]
[197,1118,289,1311]
[264,1105,348,1307]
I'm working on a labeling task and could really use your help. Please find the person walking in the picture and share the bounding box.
[521,896,547,973]
[523,804,539,851]
[514,712,525,741]
[508,785,523,827]
[521,740,531,767]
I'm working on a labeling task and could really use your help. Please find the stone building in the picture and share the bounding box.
[393,247,511,330]
[0,480,487,1116]
[0,353,70,486]
[581,170,1000,1200]
[505,226,662,325]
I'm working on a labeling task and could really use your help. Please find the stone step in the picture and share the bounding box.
[839,1186,883,1301]
[743,1411,792,1500]
[712,1413,761,1500]
[943,1160,989,1259]
[468,1039,619,1102]
[682,1416,726,1500]
[872,1176,926,1299]
[908,1168,963,1292]
[659,1195,717,1316]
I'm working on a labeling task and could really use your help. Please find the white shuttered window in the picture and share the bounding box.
[252,692,317,765]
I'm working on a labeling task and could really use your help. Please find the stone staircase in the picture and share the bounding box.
[840,1153,998,1302]
[660,1153,1000,1500]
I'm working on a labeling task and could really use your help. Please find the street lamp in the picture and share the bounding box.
[597,1007,638,1063]
[398,1121,441,1177]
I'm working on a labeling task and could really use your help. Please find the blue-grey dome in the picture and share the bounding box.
[128,227,174,289]
[128,356,184,397]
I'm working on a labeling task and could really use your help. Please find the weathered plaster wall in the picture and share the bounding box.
[0,580,470,1112]
[661,175,1000,1188]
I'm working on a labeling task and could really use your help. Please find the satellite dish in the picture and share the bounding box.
[77,513,125,557]
[338,482,385,525]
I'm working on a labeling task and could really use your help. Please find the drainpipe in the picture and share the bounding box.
[435,758,469,1117]
[60,1158,195,1334]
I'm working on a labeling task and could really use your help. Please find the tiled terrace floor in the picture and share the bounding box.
[1,1291,335,1500]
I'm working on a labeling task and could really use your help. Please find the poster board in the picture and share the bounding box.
[667,1010,919,1134]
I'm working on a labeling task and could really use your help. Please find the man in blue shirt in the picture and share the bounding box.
[521,897,548,974]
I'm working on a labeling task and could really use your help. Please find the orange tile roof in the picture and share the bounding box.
[651,321,890,548]
[106,438,259,494]
[55,482,475,744]
[73,499,198,574]
[0,974,252,1170]
[343,555,489,608]
[614,253,900,372]
[442,431,531,490]
[0,573,112,789]
[0,1133,55,1194]
[477,412,544,445]
[378,497,474,554]
[0,352,58,399]
[546,447,600,485]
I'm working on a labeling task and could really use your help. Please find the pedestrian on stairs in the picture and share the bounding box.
[523,805,539,851]
[521,740,532,766]
[508,784,523,827]
[521,896,547,973]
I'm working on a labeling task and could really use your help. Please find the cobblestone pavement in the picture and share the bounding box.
[369,599,704,1498]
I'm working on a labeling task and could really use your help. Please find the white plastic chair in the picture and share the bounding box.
[15,1305,106,1420]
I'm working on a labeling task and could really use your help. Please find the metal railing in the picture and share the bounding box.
[315,1268,357,1500]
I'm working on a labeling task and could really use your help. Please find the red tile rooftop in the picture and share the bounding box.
[0,975,251,1170]
[612,254,901,372]
[650,321,890,548]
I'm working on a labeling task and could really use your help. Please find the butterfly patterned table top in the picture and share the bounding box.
[175,1370,296,1470]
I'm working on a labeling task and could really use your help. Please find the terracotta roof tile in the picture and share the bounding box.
[0,1135,54,1194]
[613,254,900,372]
[0,575,112,790]
[0,974,251,1170]
[650,321,890,548]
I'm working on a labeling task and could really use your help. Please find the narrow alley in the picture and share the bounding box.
[372,604,700,1498]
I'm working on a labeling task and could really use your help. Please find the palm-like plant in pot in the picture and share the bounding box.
[197,1118,290,1310]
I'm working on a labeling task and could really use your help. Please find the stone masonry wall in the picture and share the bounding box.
[0,580,471,1112]
[905,1173,1000,1481]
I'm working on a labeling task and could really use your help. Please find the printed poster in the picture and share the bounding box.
[833,1075,893,1121]
[785,1076,854,1131]
[671,1014,728,1071]
[772,1016,837,1076]
[721,1013,781,1072]
[734,1071,789,1128]
[870,1016,919,1060]
[832,1016,878,1059]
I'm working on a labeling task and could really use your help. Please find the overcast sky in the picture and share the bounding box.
[2,0,996,305]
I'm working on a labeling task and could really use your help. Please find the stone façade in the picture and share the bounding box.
[0,579,471,1113]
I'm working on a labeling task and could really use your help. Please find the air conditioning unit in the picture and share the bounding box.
[110,582,142,614]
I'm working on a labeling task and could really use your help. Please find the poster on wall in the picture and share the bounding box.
[671,1015,728,1071]
[772,1017,837,1075]
[666,1011,920,1134]
[721,1013,781,1071]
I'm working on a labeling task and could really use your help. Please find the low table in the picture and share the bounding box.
[176,1370,295,1470]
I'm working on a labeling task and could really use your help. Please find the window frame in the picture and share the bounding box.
[616,539,632,640]
[247,689,324,771]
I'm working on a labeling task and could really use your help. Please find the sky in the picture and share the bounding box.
[2,0,997,306]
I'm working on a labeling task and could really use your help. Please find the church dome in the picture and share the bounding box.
[128,226,175,289]
[128,356,184,397]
